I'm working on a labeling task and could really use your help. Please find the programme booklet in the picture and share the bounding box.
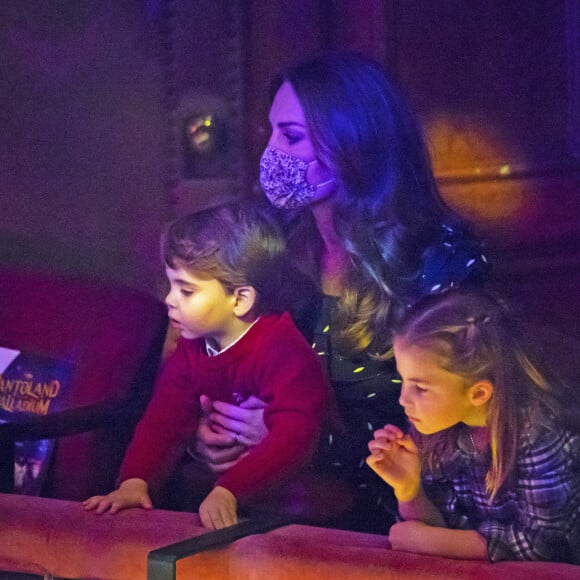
[0,347,74,495]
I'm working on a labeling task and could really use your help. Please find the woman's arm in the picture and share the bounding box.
[193,395,267,473]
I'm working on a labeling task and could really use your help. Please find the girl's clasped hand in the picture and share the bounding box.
[366,424,420,503]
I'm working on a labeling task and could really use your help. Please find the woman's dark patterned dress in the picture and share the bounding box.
[299,225,489,534]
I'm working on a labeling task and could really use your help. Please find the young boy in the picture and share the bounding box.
[83,202,328,529]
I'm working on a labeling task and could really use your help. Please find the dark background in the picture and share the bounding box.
[1,1,579,337]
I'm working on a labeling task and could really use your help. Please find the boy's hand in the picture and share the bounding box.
[199,486,238,530]
[82,478,153,514]
[366,424,421,502]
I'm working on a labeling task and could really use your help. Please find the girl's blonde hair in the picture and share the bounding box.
[393,289,579,499]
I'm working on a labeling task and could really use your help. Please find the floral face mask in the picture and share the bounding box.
[259,146,334,210]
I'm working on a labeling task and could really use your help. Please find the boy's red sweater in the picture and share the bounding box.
[119,312,328,501]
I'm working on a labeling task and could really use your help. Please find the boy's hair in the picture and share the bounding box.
[161,201,291,315]
[393,288,580,499]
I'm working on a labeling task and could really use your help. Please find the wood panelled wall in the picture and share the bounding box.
[0,2,171,292]
[168,1,580,337]
[1,1,578,338]
[384,1,580,338]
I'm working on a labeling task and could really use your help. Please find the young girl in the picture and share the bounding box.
[367,289,580,563]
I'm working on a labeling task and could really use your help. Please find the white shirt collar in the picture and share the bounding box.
[205,317,261,357]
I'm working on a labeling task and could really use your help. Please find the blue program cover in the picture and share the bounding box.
[0,347,75,495]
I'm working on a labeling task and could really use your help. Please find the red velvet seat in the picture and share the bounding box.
[0,267,167,500]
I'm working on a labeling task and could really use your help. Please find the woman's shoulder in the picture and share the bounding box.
[407,224,490,306]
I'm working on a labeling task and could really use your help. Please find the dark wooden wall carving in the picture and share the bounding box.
[240,1,580,337]
[1,1,578,339]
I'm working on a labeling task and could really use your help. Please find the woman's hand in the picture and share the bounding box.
[199,486,238,530]
[82,478,153,514]
[366,424,421,502]
[193,395,268,473]
[209,395,268,446]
